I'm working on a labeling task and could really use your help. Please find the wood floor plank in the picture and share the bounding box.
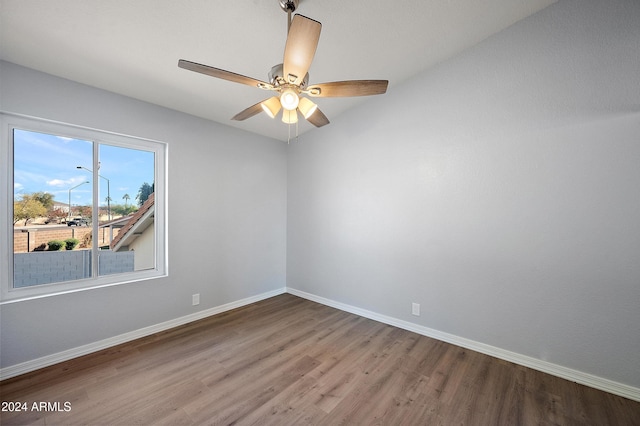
[1,294,639,425]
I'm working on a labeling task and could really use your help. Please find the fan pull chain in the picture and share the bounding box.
[286,119,299,144]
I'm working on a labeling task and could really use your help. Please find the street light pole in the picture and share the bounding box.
[77,166,111,220]
[68,181,90,220]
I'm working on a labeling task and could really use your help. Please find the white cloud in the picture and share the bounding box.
[47,178,72,187]
[47,176,89,188]
[55,136,76,143]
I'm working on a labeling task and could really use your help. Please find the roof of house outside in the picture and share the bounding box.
[110,193,154,250]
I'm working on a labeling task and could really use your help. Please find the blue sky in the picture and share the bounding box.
[13,129,155,208]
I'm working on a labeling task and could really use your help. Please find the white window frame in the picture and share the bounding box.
[1,113,168,303]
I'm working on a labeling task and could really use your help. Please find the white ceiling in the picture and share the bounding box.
[1,0,556,141]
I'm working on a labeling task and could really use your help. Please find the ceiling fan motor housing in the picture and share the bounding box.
[269,63,309,89]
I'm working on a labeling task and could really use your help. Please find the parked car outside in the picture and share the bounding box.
[67,217,88,226]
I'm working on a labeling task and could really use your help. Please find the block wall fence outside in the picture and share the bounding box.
[98,251,135,276]
[13,250,91,287]
[14,227,120,253]
[13,250,135,287]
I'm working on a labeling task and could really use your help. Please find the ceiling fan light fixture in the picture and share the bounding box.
[261,97,282,118]
[282,109,299,124]
[297,97,318,119]
[280,88,299,110]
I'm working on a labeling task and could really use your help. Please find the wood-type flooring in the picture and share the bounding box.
[1,294,639,425]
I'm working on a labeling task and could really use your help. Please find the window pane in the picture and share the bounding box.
[13,129,94,287]
[98,144,155,274]
[4,113,166,302]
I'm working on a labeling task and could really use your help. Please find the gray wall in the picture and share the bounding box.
[0,61,287,368]
[287,0,640,388]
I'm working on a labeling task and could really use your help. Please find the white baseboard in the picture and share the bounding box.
[0,287,286,381]
[286,287,640,403]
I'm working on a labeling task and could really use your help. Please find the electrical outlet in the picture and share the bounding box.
[412,302,420,316]
[192,293,200,306]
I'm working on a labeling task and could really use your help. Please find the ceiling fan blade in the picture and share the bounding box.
[306,80,388,97]
[283,15,321,86]
[231,100,268,121]
[304,107,330,127]
[179,59,274,90]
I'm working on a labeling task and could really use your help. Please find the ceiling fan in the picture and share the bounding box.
[178,0,388,129]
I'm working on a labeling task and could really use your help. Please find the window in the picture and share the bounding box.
[1,113,167,303]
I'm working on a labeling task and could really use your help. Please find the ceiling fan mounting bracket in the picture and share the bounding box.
[279,0,299,13]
